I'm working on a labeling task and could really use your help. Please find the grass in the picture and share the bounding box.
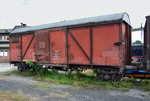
[0,91,30,101]
[5,69,150,92]
[34,83,51,89]
[53,89,69,95]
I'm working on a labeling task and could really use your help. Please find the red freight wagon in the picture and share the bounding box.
[10,12,131,81]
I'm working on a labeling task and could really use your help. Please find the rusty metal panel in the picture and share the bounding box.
[50,30,66,64]
[126,24,132,65]
[93,24,121,66]
[10,35,21,61]
[67,23,131,67]
[120,23,131,67]
[35,30,49,63]
[121,23,126,66]
[144,16,150,70]
[22,34,35,62]
[68,28,90,64]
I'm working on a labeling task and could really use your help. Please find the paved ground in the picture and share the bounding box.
[0,63,17,72]
[0,63,150,101]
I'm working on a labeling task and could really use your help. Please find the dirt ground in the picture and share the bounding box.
[0,63,150,101]
[0,73,150,101]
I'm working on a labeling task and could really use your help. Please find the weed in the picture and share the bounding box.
[53,89,69,95]
[119,87,129,92]
[3,71,14,75]
[7,69,150,92]
[0,90,30,101]
[140,94,148,98]
[34,83,51,89]
[140,79,150,90]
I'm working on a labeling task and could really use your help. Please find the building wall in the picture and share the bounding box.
[0,48,9,63]
[0,31,10,63]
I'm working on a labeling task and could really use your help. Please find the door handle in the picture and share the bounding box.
[114,42,122,46]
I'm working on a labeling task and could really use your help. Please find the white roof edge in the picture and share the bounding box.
[0,44,9,47]
[122,13,131,26]
[11,12,131,34]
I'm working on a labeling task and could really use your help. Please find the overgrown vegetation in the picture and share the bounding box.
[4,61,150,92]
[34,83,51,89]
[6,69,150,92]
[0,91,30,101]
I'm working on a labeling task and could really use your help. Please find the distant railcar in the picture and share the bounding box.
[144,16,150,71]
[131,44,143,64]
[124,16,150,78]
[10,12,131,81]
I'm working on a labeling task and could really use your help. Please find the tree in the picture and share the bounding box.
[133,40,142,44]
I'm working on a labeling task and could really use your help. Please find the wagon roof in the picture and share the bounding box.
[11,12,131,34]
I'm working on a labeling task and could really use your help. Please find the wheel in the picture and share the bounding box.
[114,74,122,81]
[96,73,104,81]
[17,63,28,72]
[103,74,111,81]
[110,74,116,81]
[95,68,122,81]
[17,64,24,72]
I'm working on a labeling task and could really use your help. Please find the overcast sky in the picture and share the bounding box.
[0,0,150,29]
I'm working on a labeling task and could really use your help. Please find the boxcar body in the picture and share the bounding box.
[144,15,150,71]
[10,12,131,81]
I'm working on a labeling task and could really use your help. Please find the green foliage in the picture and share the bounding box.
[8,68,150,92]
[139,79,150,90]
[133,40,142,44]
[25,60,41,70]
[10,69,144,91]
[25,60,43,77]
[119,87,129,92]
[0,91,29,101]
[34,83,51,89]
[25,60,35,67]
